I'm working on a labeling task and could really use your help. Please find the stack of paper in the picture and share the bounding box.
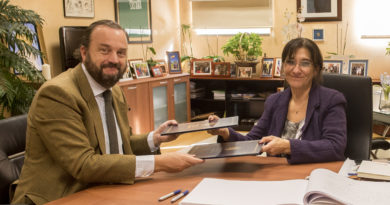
[357,160,390,181]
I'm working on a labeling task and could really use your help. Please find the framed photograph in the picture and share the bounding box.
[230,63,237,77]
[191,59,212,76]
[63,0,94,18]
[212,62,231,77]
[323,60,343,74]
[261,58,274,77]
[273,58,282,77]
[348,59,368,76]
[297,0,342,22]
[11,23,48,74]
[114,0,152,43]
[237,67,252,78]
[313,28,324,41]
[150,66,163,77]
[166,51,182,74]
[119,61,134,82]
[132,61,151,79]
[155,59,167,73]
[128,58,143,78]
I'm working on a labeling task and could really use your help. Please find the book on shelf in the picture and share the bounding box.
[180,168,390,205]
[161,116,238,136]
[357,160,390,181]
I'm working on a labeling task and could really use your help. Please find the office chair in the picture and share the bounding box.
[0,114,27,203]
[322,73,372,160]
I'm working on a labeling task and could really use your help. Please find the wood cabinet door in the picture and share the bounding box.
[173,76,190,122]
[121,82,151,134]
[149,79,173,130]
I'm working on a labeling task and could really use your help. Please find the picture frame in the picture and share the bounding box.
[273,58,282,77]
[348,59,368,76]
[114,0,152,44]
[297,0,342,22]
[128,58,143,79]
[313,28,324,41]
[212,62,231,77]
[119,60,134,82]
[11,23,48,74]
[150,66,163,77]
[230,63,237,77]
[155,59,167,73]
[191,59,213,76]
[166,51,182,74]
[237,67,252,78]
[132,61,151,79]
[323,60,343,74]
[261,58,274,77]
[63,0,94,18]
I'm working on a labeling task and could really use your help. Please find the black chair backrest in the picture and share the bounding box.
[322,73,372,160]
[0,114,27,204]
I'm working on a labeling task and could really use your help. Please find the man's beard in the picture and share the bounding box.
[84,53,126,88]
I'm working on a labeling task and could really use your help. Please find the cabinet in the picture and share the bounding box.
[119,74,190,134]
[190,76,284,130]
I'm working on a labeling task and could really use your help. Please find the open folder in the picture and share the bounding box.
[187,140,262,159]
[161,116,238,136]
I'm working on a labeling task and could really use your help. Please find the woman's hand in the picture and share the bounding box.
[206,115,230,141]
[260,136,291,156]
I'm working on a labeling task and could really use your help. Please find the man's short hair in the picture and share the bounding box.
[80,20,128,49]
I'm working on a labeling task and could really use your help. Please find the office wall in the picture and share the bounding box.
[9,0,180,77]
[10,0,388,79]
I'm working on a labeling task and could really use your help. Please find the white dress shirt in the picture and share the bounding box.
[82,64,156,177]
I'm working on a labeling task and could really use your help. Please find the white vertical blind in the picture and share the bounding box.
[191,0,273,29]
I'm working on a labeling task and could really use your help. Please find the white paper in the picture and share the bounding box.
[42,64,51,80]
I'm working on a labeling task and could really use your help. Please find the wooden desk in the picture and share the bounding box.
[47,157,343,205]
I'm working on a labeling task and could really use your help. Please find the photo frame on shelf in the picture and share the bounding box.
[11,23,48,74]
[261,58,274,77]
[63,0,94,18]
[128,58,143,78]
[155,59,167,73]
[150,66,163,77]
[166,51,182,74]
[191,59,213,76]
[348,59,368,76]
[273,58,282,77]
[119,61,134,82]
[323,60,343,74]
[212,62,231,77]
[132,61,151,79]
[114,0,152,43]
[297,0,342,22]
[313,28,324,41]
[237,67,252,78]
[230,63,237,77]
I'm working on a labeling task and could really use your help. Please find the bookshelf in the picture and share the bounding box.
[190,76,284,131]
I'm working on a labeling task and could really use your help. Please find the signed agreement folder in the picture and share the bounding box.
[161,116,238,136]
[187,140,262,159]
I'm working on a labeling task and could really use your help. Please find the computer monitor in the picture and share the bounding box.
[59,26,87,71]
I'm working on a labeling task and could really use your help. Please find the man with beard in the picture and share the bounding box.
[12,20,203,205]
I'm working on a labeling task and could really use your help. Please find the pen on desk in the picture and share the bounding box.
[171,190,189,203]
[348,172,357,176]
[158,189,181,201]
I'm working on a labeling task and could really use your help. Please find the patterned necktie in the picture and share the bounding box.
[103,90,119,154]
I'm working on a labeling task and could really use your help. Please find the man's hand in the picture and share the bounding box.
[260,136,291,156]
[154,152,204,173]
[153,120,179,147]
[206,115,230,141]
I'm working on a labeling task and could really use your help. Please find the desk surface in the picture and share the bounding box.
[47,157,343,205]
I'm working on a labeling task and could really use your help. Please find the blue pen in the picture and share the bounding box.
[348,172,357,176]
[171,190,189,203]
[158,189,181,201]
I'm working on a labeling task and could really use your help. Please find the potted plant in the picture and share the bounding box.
[0,0,45,118]
[222,32,262,75]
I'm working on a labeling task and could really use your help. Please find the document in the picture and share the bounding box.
[161,116,238,136]
[180,169,390,205]
[357,160,390,181]
[187,140,262,159]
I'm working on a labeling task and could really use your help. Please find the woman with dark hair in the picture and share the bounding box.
[208,38,347,164]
